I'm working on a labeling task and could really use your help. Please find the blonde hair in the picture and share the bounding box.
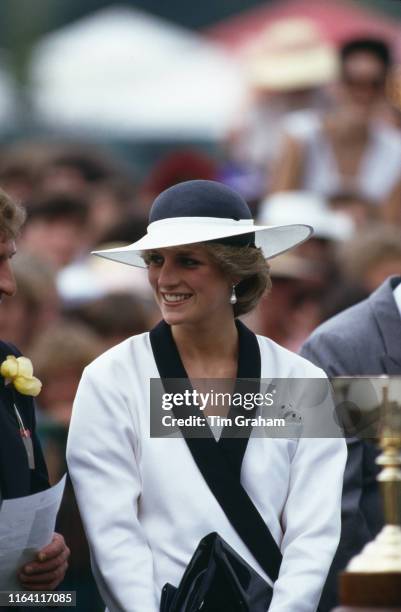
[202,243,271,316]
[0,188,26,239]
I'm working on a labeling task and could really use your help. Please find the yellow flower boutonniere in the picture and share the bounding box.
[0,355,42,397]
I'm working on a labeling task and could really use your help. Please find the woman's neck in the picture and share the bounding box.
[171,317,238,374]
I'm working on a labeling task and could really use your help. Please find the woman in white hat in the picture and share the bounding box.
[67,180,346,612]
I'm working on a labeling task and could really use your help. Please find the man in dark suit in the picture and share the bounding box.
[0,188,69,591]
[300,275,401,611]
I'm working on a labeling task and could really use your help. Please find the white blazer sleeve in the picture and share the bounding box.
[269,435,346,612]
[66,366,158,612]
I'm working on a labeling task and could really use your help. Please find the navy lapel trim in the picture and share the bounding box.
[149,318,261,380]
[148,320,283,580]
[369,276,401,374]
[219,320,261,477]
[149,319,189,380]
[149,319,262,478]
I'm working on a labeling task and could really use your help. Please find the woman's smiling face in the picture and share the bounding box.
[146,244,233,327]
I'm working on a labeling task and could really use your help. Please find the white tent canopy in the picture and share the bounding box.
[30,6,245,138]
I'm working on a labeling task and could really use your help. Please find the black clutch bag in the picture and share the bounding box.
[160,532,273,612]
[158,432,282,612]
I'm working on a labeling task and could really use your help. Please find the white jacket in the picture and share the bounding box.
[67,325,346,612]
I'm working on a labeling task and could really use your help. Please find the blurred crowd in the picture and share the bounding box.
[1,17,401,610]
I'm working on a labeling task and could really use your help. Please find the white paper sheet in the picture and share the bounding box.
[0,475,66,589]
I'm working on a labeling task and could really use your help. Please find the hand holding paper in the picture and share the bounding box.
[0,475,66,590]
[18,532,70,590]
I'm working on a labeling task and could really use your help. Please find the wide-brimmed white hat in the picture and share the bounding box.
[93,180,312,268]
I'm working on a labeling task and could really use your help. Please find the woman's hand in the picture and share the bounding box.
[18,532,70,590]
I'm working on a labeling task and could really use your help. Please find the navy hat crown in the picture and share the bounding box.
[94,179,313,268]
[149,180,252,224]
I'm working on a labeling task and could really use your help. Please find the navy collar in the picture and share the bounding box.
[149,318,261,478]
[149,318,261,381]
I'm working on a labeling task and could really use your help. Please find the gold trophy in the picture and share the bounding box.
[334,377,401,611]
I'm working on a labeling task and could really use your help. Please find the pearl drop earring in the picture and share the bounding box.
[230,284,237,305]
